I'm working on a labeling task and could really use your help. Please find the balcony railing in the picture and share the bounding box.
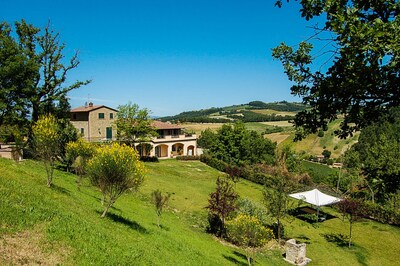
[153,134,197,142]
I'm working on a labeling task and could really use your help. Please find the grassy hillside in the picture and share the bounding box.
[0,158,282,265]
[2,158,398,265]
[279,120,359,158]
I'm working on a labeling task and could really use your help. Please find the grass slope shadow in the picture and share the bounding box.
[322,233,369,266]
[96,211,148,234]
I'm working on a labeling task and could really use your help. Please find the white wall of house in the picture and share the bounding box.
[150,138,197,158]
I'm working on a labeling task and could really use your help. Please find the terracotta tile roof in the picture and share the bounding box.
[70,105,118,113]
[151,120,183,130]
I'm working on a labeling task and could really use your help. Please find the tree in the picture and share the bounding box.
[206,176,238,237]
[151,189,171,227]
[87,143,146,217]
[273,1,400,139]
[0,20,90,150]
[337,198,364,247]
[0,22,34,129]
[57,118,79,169]
[263,152,297,244]
[115,102,158,156]
[226,214,273,266]
[32,114,60,187]
[322,149,331,159]
[203,122,276,166]
[344,114,400,200]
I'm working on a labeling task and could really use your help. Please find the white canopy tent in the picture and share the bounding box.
[289,189,341,207]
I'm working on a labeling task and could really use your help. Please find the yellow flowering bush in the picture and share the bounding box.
[226,214,273,265]
[87,142,146,217]
[32,114,60,187]
[66,139,95,188]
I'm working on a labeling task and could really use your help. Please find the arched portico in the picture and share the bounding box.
[171,143,184,156]
[154,144,169,158]
[187,145,195,156]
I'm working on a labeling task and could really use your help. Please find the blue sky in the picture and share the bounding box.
[2,0,320,116]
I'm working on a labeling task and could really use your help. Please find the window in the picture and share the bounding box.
[80,128,84,136]
[98,113,105,119]
[110,113,114,119]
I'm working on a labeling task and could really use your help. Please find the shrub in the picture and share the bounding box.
[200,154,229,172]
[87,143,146,217]
[66,139,95,189]
[236,198,269,226]
[151,189,170,227]
[176,155,200,161]
[206,213,223,235]
[226,214,274,265]
[140,156,159,162]
[317,130,325,137]
[361,201,400,225]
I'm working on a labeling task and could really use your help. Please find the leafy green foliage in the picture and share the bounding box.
[263,166,297,243]
[57,119,79,169]
[236,198,269,226]
[115,102,157,155]
[1,20,89,154]
[322,149,331,159]
[87,143,146,217]
[273,1,400,139]
[0,22,34,129]
[344,111,400,199]
[199,122,276,166]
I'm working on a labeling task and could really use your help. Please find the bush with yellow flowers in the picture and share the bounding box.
[87,143,146,217]
[226,213,274,265]
[32,114,60,187]
[66,139,96,189]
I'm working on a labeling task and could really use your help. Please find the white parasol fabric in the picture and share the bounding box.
[289,189,341,207]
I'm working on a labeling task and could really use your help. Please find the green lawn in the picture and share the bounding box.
[1,158,399,265]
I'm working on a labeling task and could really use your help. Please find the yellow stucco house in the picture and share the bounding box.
[70,102,118,142]
[70,103,197,158]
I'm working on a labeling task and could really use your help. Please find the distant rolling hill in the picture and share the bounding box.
[159,101,306,123]
[158,101,358,158]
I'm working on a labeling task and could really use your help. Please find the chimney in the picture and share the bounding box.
[88,102,93,107]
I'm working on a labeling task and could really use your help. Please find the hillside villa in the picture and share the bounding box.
[70,103,197,158]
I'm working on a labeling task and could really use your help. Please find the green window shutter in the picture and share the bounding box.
[99,113,105,119]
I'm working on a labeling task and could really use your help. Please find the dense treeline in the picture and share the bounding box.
[248,101,307,112]
[160,108,224,122]
[165,116,232,123]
